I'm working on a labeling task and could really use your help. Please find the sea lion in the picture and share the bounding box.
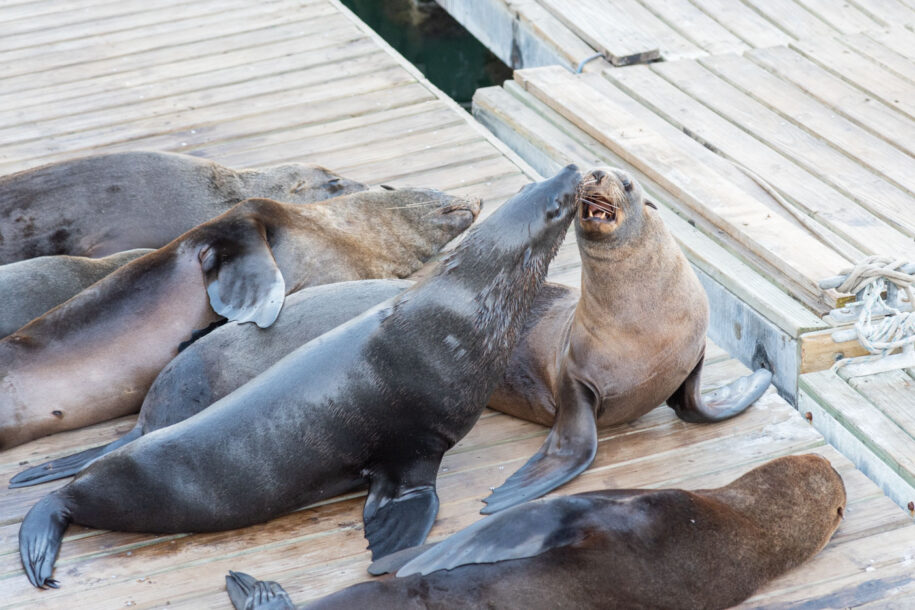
[0,249,153,337]
[0,187,480,450]
[18,164,583,589]
[0,150,366,264]
[225,454,846,610]
[9,279,412,487]
[481,167,772,513]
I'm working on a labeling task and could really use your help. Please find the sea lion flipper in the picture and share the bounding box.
[482,379,598,514]
[363,468,440,561]
[10,428,142,489]
[397,496,594,577]
[225,571,295,610]
[202,222,286,329]
[19,492,70,589]
[367,542,438,575]
[667,354,772,424]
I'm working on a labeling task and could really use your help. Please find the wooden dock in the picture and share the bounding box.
[439,0,915,69]
[2,0,915,608]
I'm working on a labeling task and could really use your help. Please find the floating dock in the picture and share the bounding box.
[2,0,915,607]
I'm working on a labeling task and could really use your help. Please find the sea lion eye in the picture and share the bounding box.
[622,177,632,191]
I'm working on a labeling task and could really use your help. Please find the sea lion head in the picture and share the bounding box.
[710,454,846,561]
[575,166,654,250]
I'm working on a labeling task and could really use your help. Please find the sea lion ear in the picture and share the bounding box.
[201,221,286,328]
[644,199,657,209]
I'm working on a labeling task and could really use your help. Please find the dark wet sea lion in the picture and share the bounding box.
[18,164,583,588]
[227,454,846,610]
[0,249,153,337]
[0,150,366,264]
[0,187,480,450]
[10,279,412,487]
[481,167,772,513]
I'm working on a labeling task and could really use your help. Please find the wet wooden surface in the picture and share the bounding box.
[2,0,915,608]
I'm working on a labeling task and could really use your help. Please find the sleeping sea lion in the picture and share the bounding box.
[0,187,480,449]
[0,249,153,337]
[9,279,412,487]
[481,167,772,513]
[226,454,846,610]
[17,164,583,589]
[0,150,366,264]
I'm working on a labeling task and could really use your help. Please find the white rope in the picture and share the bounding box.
[833,256,915,359]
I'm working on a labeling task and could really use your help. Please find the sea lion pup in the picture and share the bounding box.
[226,454,846,610]
[481,167,772,514]
[0,151,367,264]
[0,187,480,450]
[18,164,583,589]
[0,249,153,337]
[10,279,412,487]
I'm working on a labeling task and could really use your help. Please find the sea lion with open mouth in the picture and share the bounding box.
[225,455,846,610]
[481,167,772,513]
[17,165,582,589]
[0,187,480,450]
[0,151,366,264]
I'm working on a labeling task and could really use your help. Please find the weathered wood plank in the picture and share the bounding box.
[638,0,749,55]
[800,328,872,374]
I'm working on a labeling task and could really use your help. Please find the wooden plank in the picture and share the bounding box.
[515,66,847,303]
[842,369,915,441]
[537,0,661,65]
[840,31,915,84]
[801,369,915,489]
[685,0,792,48]
[699,53,915,198]
[800,327,873,374]
[652,58,915,238]
[793,0,888,32]
[866,27,915,63]
[847,0,915,27]
[594,0,705,60]
[748,45,915,157]
[637,0,749,55]
[790,34,915,121]
[607,64,915,258]
[734,0,840,39]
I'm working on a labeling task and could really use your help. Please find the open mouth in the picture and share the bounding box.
[580,191,618,223]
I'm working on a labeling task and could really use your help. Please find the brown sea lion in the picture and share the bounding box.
[18,165,583,589]
[482,167,771,513]
[0,249,153,337]
[0,150,366,264]
[0,187,480,450]
[226,454,846,610]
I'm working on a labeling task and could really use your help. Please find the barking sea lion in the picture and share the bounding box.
[18,165,583,588]
[0,151,366,264]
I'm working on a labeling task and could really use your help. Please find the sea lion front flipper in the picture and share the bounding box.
[225,571,295,610]
[201,220,286,329]
[397,495,597,577]
[482,378,598,514]
[367,542,437,576]
[363,463,441,560]
[667,353,772,424]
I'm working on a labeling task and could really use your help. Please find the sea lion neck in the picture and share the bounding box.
[574,211,681,327]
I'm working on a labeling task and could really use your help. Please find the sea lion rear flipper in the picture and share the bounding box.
[19,492,71,589]
[482,378,598,514]
[202,219,286,329]
[225,571,295,610]
[363,463,441,560]
[10,427,141,488]
[397,495,596,577]
[667,353,772,424]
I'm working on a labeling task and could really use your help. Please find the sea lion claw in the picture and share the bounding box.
[225,571,295,610]
[363,485,439,561]
[483,384,598,514]
[667,353,772,424]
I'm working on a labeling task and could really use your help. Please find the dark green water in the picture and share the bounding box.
[342,0,512,110]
